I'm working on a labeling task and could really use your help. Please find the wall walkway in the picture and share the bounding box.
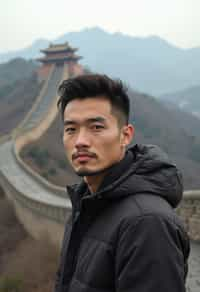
[0,63,71,246]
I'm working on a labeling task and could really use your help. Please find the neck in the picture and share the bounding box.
[84,173,106,194]
[83,152,126,193]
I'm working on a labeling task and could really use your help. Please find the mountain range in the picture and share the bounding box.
[160,85,200,119]
[0,27,200,95]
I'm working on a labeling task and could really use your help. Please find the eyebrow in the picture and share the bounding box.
[64,117,106,126]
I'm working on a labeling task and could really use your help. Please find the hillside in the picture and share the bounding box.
[0,190,59,292]
[21,89,200,190]
[21,115,80,187]
[1,27,200,95]
[0,57,41,135]
[0,73,42,135]
[0,58,37,87]
[160,85,200,119]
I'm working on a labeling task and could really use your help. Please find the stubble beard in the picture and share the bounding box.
[74,154,124,178]
[75,166,108,177]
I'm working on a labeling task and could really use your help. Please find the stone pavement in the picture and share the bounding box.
[0,141,69,208]
[187,241,200,292]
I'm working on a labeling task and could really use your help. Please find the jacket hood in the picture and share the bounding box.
[67,144,183,209]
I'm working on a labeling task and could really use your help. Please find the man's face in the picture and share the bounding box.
[63,96,133,177]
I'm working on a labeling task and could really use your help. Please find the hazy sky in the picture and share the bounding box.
[0,0,199,52]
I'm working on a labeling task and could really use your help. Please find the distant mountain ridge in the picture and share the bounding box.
[0,27,200,95]
[160,85,200,119]
[0,40,49,64]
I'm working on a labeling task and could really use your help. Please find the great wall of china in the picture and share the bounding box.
[0,42,199,291]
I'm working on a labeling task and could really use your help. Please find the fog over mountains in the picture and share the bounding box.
[1,27,200,95]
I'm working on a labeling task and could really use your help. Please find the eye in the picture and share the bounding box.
[92,124,104,130]
[65,127,76,134]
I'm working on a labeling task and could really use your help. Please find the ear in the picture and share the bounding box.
[120,124,135,147]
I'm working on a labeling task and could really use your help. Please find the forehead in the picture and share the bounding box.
[63,97,113,121]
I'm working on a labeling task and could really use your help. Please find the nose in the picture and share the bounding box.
[75,129,91,149]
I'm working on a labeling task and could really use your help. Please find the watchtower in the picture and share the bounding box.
[37,42,83,81]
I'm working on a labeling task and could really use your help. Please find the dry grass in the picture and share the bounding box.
[0,198,27,257]
[0,186,5,199]
[0,197,60,292]
[2,235,60,292]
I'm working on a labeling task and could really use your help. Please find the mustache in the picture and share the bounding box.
[72,151,97,160]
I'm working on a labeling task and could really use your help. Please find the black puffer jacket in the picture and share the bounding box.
[55,144,190,292]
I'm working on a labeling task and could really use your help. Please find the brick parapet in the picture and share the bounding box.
[13,64,55,139]
[0,170,70,246]
[13,64,69,196]
[177,191,200,242]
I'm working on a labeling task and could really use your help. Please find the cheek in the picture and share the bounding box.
[97,133,121,155]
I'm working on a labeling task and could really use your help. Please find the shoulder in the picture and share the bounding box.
[116,193,186,238]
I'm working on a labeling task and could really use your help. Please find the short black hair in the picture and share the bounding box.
[57,74,130,126]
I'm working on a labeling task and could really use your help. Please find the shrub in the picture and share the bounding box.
[48,168,57,176]
[41,171,49,179]
[27,146,39,159]
[0,275,24,292]
[27,147,50,168]
[0,186,5,199]
[1,235,60,292]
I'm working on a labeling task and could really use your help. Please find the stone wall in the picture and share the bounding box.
[67,61,84,77]
[0,170,71,247]
[177,191,200,242]
[37,63,53,82]
[0,62,80,247]
[14,64,63,150]
[0,134,11,144]
[13,65,55,139]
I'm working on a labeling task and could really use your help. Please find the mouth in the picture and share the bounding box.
[76,155,92,163]
[73,152,96,163]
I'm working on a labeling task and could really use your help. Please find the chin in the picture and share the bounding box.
[75,167,106,177]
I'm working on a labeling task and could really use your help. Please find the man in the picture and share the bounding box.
[55,74,190,292]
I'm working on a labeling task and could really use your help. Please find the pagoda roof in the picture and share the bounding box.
[37,55,82,63]
[41,42,77,54]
